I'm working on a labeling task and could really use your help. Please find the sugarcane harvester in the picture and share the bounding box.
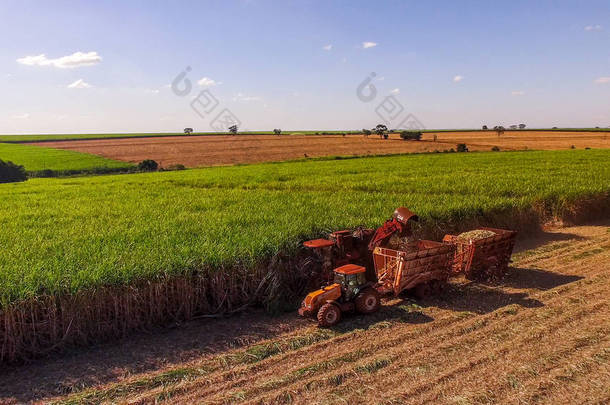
[301,207,418,283]
[299,207,516,327]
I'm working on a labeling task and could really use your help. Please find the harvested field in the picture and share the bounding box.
[2,221,608,404]
[30,131,610,168]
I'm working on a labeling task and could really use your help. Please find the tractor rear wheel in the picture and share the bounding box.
[317,303,341,327]
[355,288,381,314]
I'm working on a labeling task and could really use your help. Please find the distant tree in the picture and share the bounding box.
[482,125,488,130]
[0,160,27,183]
[137,159,158,171]
[496,126,505,137]
[552,126,558,129]
[228,125,238,135]
[456,143,469,152]
[167,164,186,171]
[373,124,389,139]
[400,131,422,141]
[37,169,55,178]
[362,129,372,137]
[183,127,193,135]
[518,123,526,129]
[273,128,282,135]
[509,124,518,130]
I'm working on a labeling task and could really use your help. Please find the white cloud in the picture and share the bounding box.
[17,51,102,68]
[594,76,610,84]
[12,113,30,119]
[145,88,160,94]
[453,75,463,82]
[584,24,602,31]
[67,79,91,89]
[234,92,262,102]
[390,88,400,95]
[362,41,377,49]
[511,90,525,96]
[197,77,218,87]
[322,44,332,51]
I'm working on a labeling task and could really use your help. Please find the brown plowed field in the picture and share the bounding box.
[2,221,608,404]
[31,131,610,168]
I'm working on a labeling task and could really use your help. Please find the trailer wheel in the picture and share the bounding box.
[485,257,503,280]
[317,303,341,327]
[415,282,431,299]
[355,288,381,314]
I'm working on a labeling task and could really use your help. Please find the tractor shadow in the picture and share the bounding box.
[426,281,544,315]
[513,231,585,254]
[330,302,434,333]
[420,266,583,315]
[501,267,583,290]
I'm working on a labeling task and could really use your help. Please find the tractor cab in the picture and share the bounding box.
[333,264,368,301]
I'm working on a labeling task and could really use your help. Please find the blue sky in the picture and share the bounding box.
[1,0,609,133]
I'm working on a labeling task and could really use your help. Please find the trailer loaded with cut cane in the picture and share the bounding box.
[298,207,517,326]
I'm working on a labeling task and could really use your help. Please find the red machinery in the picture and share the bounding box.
[443,227,517,279]
[302,207,418,283]
[372,240,455,298]
[367,207,418,251]
[299,239,458,327]
[299,207,518,326]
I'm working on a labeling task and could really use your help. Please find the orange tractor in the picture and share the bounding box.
[298,264,380,326]
[298,207,516,326]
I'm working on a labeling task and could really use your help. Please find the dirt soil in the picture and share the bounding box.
[1,221,608,404]
[31,131,610,168]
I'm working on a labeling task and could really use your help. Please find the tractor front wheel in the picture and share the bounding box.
[355,288,381,314]
[317,303,341,327]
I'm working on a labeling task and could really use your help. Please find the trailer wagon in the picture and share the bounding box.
[443,227,517,279]
[372,240,456,298]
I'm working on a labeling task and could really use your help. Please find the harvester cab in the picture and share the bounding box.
[298,264,380,327]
